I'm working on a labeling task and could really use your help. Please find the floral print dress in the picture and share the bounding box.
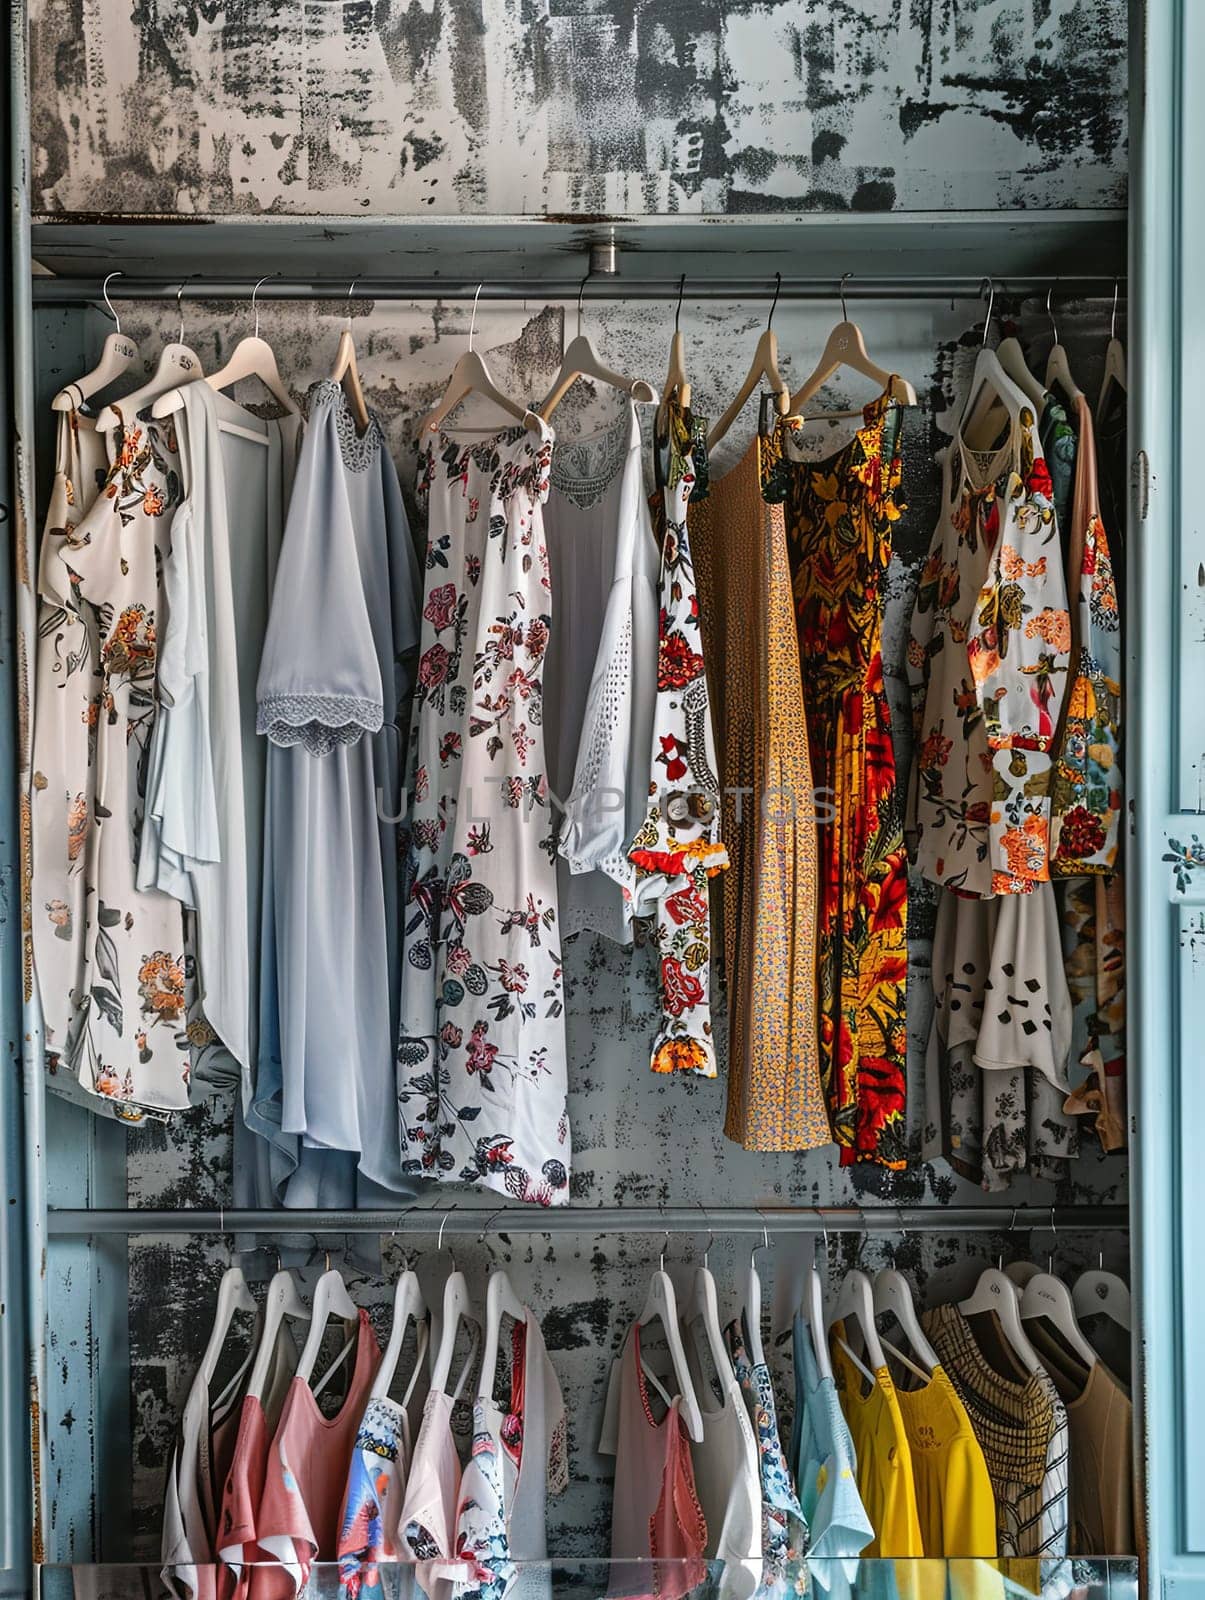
[909,396,1072,898]
[33,408,190,1116]
[765,392,908,1169]
[627,396,727,1076]
[397,420,570,1205]
[724,1318,808,1599]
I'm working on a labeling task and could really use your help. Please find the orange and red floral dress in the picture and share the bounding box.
[764,392,908,1169]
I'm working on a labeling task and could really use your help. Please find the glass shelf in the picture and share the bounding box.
[37,1558,1142,1600]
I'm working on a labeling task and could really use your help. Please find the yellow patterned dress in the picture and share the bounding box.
[764,394,908,1169]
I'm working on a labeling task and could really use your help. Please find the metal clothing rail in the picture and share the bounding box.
[30,274,1127,305]
[44,1204,1130,1236]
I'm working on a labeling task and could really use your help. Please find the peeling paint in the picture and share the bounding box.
[27,0,1127,216]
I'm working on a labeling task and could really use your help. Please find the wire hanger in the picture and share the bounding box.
[52,271,141,414]
[1044,283,1084,406]
[153,273,300,419]
[657,273,691,428]
[1099,278,1127,410]
[329,276,371,435]
[540,272,657,419]
[94,277,207,431]
[420,283,543,438]
[706,271,791,452]
[790,271,916,418]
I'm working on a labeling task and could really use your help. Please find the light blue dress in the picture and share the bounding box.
[139,382,302,1110]
[791,1314,874,1595]
[254,381,421,1204]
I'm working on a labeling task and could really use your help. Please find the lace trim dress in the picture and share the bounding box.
[253,380,422,1202]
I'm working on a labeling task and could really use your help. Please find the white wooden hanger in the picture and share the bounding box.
[790,273,916,417]
[958,1266,1041,1375]
[828,1266,886,1372]
[873,1265,938,1377]
[637,1233,705,1442]
[1043,285,1084,406]
[742,1225,769,1368]
[52,273,141,413]
[706,272,792,452]
[1021,1274,1099,1370]
[294,1259,361,1388]
[477,1268,528,1400]
[330,277,371,434]
[540,273,656,420]
[682,1259,738,1395]
[94,280,205,431]
[153,275,299,419]
[994,330,1047,415]
[372,1263,430,1401]
[429,1211,482,1397]
[657,274,692,430]
[246,1267,310,1402]
[420,284,542,438]
[195,1265,257,1392]
[1005,1260,1041,1291]
[803,1222,833,1381]
[1073,1254,1132,1335]
[1098,281,1127,412]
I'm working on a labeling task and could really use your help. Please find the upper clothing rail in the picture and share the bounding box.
[31,274,1127,304]
[43,1204,1130,1235]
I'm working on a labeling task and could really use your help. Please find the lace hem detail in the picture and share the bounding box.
[257,692,383,755]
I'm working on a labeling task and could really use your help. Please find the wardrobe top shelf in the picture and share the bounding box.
[29,209,1127,292]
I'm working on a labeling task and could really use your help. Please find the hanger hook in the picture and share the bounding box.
[1047,1204,1057,1274]
[477,1204,505,1248]
[751,1212,771,1268]
[1110,279,1119,342]
[102,271,122,333]
[979,276,995,348]
[347,276,360,332]
[1047,283,1060,346]
[437,1203,459,1268]
[840,271,851,322]
[217,1203,224,1237]
[675,273,686,334]
[251,274,276,340]
[469,283,484,353]
[175,278,191,345]
[767,271,782,333]
[696,1200,714,1270]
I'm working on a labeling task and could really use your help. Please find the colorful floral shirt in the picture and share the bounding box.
[724,1319,808,1598]
[1049,397,1122,875]
[910,401,1071,896]
[628,396,727,1076]
[337,1396,414,1598]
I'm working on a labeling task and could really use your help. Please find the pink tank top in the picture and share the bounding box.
[603,1324,707,1600]
[217,1397,270,1600]
[254,1310,381,1600]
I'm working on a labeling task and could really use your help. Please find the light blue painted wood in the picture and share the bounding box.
[1136,0,1205,1592]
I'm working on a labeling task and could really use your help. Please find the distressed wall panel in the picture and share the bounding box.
[28,290,1128,1558]
[27,0,1128,217]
